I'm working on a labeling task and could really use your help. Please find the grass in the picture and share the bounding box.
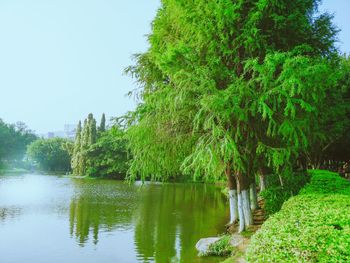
[246,170,350,262]
[202,235,235,257]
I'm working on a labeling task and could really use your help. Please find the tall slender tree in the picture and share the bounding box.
[72,121,82,175]
[72,114,98,176]
[99,113,106,133]
[89,115,97,145]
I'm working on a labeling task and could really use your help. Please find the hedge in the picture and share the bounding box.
[246,170,350,262]
[260,171,310,216]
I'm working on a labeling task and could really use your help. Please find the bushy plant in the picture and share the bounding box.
[27,138,73,172]
[85,126,129,179]
[204,235,234,257]
[260,171,310,216]
[247,170,350,262]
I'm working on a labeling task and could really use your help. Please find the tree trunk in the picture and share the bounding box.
[249,180,258,211]
[259,173,266,192]
[236,172,253,232]
[242,189,253,226]
[237,191,245,233]
[225,164,238,224]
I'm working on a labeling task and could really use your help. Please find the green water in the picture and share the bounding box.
[0,173,228,263]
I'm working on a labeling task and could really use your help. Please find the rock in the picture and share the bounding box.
[195,237,220,255]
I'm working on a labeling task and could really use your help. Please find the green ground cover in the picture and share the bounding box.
[246,170,350,262]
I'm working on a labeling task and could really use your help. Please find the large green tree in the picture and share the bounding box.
[303,55,350,169]
[127,0,342,231]
[85,125,129,178]
[27,138,73,172]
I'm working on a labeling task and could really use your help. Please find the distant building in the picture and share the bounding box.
[64,124,76,140]
[43,124,76,140]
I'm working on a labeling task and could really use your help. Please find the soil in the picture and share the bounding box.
[224,199,266,263]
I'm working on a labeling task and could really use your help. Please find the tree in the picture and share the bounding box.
[0,119,37,169]
[88,113,97,145]
[85,125,129,178]
[71,113,100,176]
[126,0,341,231]
[27,138,73,172]
[98,113,106,133]
[72,121,82,175]
[304,55,350,169]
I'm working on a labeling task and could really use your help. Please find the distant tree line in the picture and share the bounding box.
[23,113,128,176]
[0,119,37,169]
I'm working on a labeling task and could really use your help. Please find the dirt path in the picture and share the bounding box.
[224,199,265,262]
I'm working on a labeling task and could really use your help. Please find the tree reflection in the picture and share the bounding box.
[69,180,228,262]
[133,184,227,262]
[69,179,136,246]
[0,207,22,222]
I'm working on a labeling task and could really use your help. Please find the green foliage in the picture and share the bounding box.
[71,114,129,178]
[183,52,337,179]
[71,113,98,175]
[204,235,234,257]
[260,172,310,216]
[27,138,73,172]
[304,55,350,167]
[301,170,350,195]
[98,113,106,133]
[71,121,82,174]
[85,126,129,178]
[247,170,350,262]
[126,0,341,185]
[0,119,37,167]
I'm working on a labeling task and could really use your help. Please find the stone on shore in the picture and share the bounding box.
[195,237,220,255]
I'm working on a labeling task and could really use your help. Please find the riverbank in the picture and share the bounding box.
[219,170,350,262]
[198,199,265,262]
[0,168,28,174]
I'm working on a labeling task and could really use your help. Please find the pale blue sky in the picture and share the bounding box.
[0,0,349,133]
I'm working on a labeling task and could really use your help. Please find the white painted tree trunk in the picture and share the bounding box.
[237,192,245,233]
[228,189,238,224]
[242,190,253,227]
[259,174,266,192]
[250,182,258,211]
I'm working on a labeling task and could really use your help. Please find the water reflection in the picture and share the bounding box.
[0,207,22,222]
[0,174,228,263]
[69,180,227,262]
[69,179,137,245]
[133,184,228,262]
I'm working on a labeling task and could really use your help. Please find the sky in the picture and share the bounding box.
[0,0,349,134]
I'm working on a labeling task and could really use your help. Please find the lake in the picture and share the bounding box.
[0,173,228,263]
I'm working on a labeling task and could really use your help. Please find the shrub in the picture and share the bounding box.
[203,235,234,257]
[246,170,350,262]
[260,171,310,216]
